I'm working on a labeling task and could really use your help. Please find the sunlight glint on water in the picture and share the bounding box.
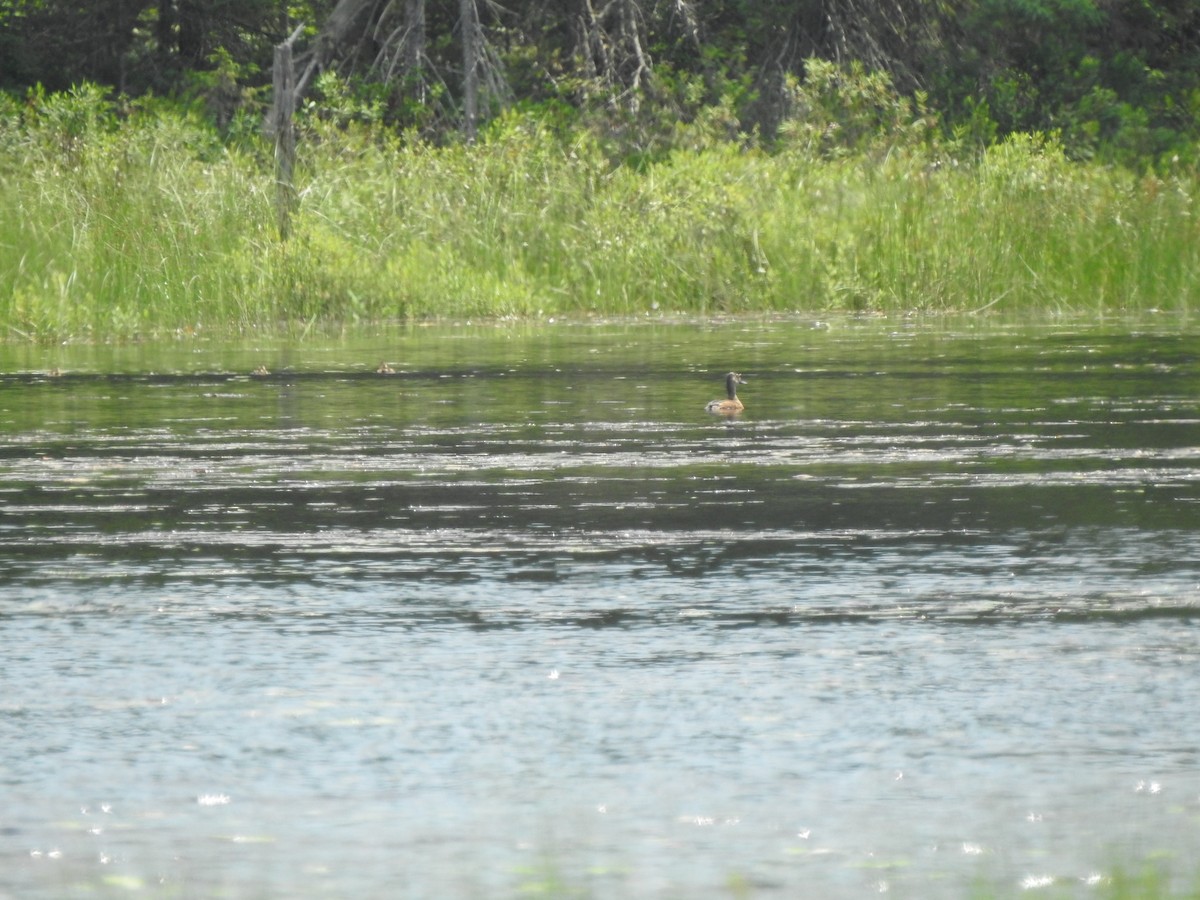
[1,320,1198,897]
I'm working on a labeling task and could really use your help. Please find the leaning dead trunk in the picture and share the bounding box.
[402,0,426,103]
[461,0,478,141]
[270,28,301,240]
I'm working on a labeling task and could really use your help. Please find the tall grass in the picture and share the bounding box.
[2,86,1198,340]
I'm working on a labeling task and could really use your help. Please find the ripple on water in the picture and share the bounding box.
[1,326,1199,897]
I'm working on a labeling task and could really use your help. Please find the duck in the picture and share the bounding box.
[251,365,270,377]
[376,361,395,375]
[705,372,746,414]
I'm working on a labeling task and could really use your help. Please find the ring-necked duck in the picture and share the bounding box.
[705,372,746,414]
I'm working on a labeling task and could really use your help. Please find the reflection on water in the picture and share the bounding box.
[1,319,1199,897]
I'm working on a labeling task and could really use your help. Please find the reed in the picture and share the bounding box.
[2,88,1197,341]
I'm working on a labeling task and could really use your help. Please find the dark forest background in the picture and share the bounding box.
[2,0,1199,165]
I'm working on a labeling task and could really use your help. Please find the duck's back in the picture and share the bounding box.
[706,398,744,414]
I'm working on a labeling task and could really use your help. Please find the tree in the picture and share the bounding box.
[0,0,310,96]
[461,0,477,139]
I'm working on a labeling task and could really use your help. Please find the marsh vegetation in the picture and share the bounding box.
[2,80,1197,341]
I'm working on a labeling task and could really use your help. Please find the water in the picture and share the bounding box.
[2,319,1198,897]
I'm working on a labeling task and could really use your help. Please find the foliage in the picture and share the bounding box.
[777,60,940,158]
[0,0,307,94]
[936,0,1200,164]
[1,1,1198,163]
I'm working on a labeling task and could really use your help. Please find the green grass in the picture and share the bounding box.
[2,87,1198,341]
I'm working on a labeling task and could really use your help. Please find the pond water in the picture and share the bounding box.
[1,318,1198,898]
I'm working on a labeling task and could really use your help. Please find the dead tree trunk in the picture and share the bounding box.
[270,23,305,241]
[461,0,478,141]
[403,0,427,104]
[572,0,652,111]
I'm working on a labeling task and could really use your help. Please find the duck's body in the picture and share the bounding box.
[705,372,746,414]
[376,361,395,375]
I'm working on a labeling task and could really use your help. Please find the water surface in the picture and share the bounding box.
[2,318,1199,897]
